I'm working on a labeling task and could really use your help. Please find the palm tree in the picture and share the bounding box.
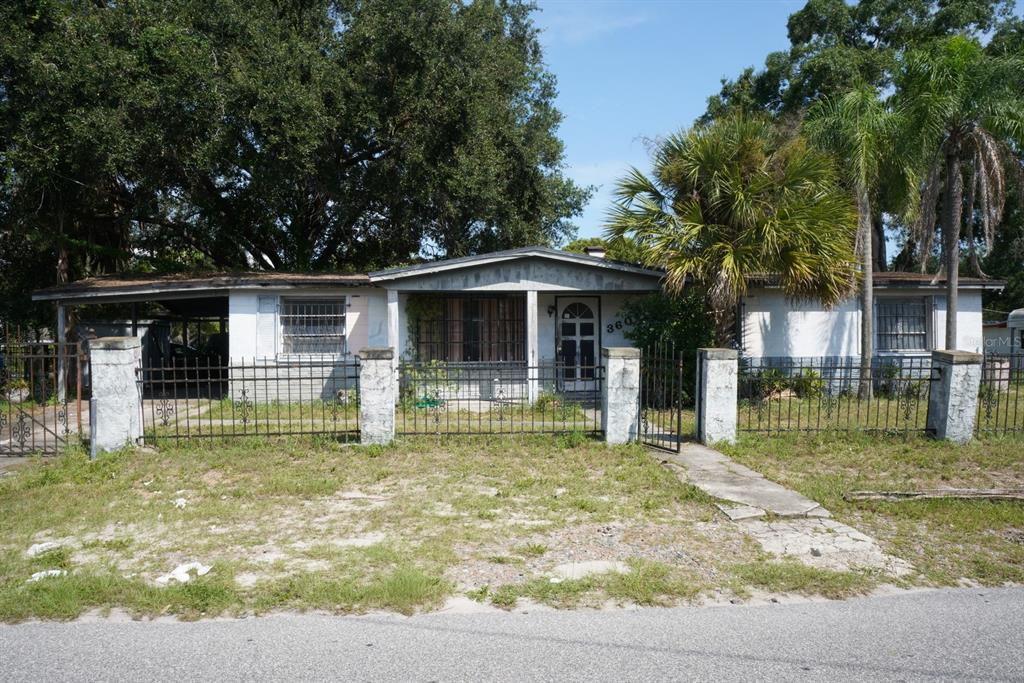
[805,85,911,398]
[605,115,858,345]
[896,37,1024,349]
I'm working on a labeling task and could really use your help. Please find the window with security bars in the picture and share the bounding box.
[876,298,928,351]
[414,295,525,362]
[280,298,346,355]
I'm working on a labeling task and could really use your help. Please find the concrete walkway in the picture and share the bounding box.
[655,443,912,577]
[658,443,829,520]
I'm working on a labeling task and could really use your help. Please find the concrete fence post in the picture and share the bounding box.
[696,348,738,445]
[601,347,640,444]
[88,337,143,455]
[926,350,982,444]
[358,347,395,445]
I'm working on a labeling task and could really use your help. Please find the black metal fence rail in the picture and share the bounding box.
[976,353,1024,435]
[640,343,687,452]
[137,357,360,445]
[396,361,603,436]
[1,341,85,455]
[737,356,934,435]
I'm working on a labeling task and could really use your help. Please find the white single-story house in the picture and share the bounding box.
[33,247,1006,391]
[33,248,665,400]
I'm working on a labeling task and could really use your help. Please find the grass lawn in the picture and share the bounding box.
[0,436,777,621]
[720,433,1024,587]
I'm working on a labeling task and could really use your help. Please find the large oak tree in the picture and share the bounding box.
[0,0,588,327]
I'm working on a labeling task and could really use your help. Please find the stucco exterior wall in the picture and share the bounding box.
[228,287,383,361]
[741,288,986,358]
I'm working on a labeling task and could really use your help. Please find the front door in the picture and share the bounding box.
[557,297,599,392]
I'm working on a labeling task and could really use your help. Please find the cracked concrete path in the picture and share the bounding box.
[654,444,912,576]
[658,443,829,519]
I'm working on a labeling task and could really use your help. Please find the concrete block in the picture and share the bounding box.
[88,337,143,454]
[697,348,737,445]
[359,347,395,445]
[601,347,640,444]
[926,350,981,444]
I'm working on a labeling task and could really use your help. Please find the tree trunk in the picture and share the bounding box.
[858,189,873,400]
[943,145,963,350]
[872,212,886,272]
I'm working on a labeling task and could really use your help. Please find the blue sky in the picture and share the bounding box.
[533,0,807,240]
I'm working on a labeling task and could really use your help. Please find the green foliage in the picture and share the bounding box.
[791,369,825,399]
[704,0,1015,121]
[606,115,857,343]
[0,0,589,326]
[563,236,644,264]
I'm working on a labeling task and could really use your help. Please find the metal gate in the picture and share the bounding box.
[640,344,687,452]
[1,341,86,455]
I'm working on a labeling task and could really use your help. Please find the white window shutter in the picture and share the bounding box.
[256,295,278,359]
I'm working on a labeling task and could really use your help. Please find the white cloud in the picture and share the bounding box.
[536,2,648,46]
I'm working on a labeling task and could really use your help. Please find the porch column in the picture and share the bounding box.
[526,290,539,403]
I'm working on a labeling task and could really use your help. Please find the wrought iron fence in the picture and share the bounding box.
[396,360,602,436]
[737,356,934,435]
[137,357,359,445]
[1,341,86,455]
[975,353,1024,435]
[640,343,689,452]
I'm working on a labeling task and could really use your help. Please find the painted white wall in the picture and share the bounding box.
[228,288,380,361]
[932,291,984,352]
[741,288,987,358]
[741,293,860,358]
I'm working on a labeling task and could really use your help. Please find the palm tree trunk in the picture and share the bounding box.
[943,145,963,350]
[858,189,873,400]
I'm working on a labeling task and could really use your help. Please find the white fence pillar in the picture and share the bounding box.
[359,347,395,445]
[926,350,982,444]
[601,347,640,444]
[696,348,738,445]
[88,337,143,455]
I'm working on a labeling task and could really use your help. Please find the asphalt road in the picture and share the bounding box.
[2,588,1023,682]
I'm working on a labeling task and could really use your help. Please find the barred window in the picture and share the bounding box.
[414,295,525,362]
[876,298,928,351]
[280,298,346,355]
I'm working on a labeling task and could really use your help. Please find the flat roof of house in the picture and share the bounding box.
[369,246,665,282]
[32,272,370,303]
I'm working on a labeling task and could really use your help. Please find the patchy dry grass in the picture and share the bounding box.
[720,433,1024,587]
[731,561,877,600]
[0,436,773,620]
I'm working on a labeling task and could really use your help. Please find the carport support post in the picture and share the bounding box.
[56,303,66,402]
[601,347,640,444]
[88,337,143,455]
[926,350,982,444]
[359,348,395,445]
[696,348,738,445]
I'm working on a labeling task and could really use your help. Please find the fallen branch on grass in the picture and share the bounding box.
[845,489,1024,502]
